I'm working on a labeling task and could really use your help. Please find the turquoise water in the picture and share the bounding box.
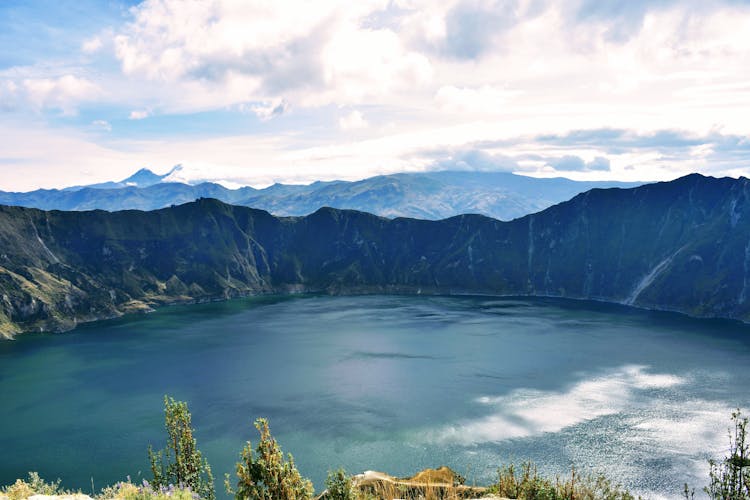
[2,295,750,499]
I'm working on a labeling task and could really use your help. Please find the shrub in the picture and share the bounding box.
[148,396,215,500]
[226,418,313,500]
[1,472,66,500]
[325,468,355,500]
[489,462,559,499]
[488,462,637,500]
[705,409,750,499]
[98,478,199,500]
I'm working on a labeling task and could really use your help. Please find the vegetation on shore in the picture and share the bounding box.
[3,397,749,500]
[702,410,750,499]
[148,397,215,500]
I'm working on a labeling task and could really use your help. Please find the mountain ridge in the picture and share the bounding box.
[0,169,640,221]
[1,173,748,338]
[61,165,181,191]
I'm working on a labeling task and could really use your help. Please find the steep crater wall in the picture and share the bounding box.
[1,174,750,337]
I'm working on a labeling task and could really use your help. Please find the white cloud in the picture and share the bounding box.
[128,109,150,120]
[6,0,750,187]
[242,99,289,121]
[546,155,611,172]
[82,36,103,54]
[435,85,521,114]
[3,116,749,193]
[102,0,750,133]
[0,63,101,115]
[315,25,433,105]
[338,110,368,130]
[19,74,99,115]
[112,0,433,111]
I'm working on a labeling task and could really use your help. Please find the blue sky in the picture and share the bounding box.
[2,0,750,191]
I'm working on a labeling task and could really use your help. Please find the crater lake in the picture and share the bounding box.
[2,295,749,499]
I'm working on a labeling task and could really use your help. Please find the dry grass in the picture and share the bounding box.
[488,463,638,500]
[0,472,71,500]
[346,468,490,500]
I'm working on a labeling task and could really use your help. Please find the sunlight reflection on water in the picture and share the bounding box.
[1,295,748,499]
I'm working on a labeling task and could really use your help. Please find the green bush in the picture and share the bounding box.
[148,396,215,500]
[325,468,355,500]
[98,479,198,500]
[488,462,637,500]
[1,472,67,500]
[225,418,313,500]
[490,462,557,499]
[705,409,750,499]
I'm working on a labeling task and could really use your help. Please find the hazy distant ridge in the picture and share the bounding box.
[0,173,747,337]
[0,169,639,221]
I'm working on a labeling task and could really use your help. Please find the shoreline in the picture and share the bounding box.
[4,286,748,340]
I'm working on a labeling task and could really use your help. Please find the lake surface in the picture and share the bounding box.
[2,295,750,499]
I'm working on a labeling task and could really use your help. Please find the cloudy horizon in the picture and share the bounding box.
[2,0,750,191]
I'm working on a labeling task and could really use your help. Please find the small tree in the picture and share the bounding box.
[226,418,313,500]
[325,468,355,500]
[705,409,750,499]
[148,396,215,500]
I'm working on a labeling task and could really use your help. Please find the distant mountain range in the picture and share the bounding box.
[0,167,640,221]
[1,173,748,337]
[61,166,177,191]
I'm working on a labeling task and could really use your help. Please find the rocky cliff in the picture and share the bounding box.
[1,173,749,337]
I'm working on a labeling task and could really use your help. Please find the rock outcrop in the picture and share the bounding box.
[317,466,500,500]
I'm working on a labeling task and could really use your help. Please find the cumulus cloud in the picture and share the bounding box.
[112,0,433,110]
[6,0,750,188]
[428,148,519,171]
[24,75,96,113]
[568,0,741,43]
[546,155,611,172]
[319,24,433,104]
[441,0,519,59]
[586,156,611,171]
[0,71,100,115]
[91,0,750,129]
